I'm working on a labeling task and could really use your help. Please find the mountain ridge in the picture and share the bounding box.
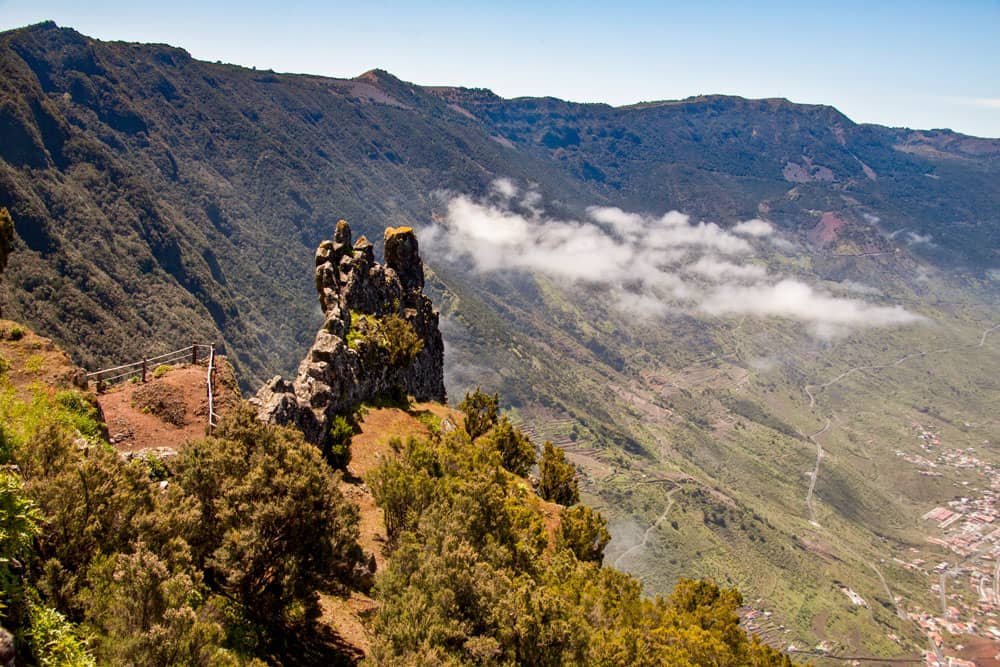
[1,21,999,662]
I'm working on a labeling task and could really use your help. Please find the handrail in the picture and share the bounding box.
[86,344,214,383]
[86,342,220,432]
[206,344,218,432]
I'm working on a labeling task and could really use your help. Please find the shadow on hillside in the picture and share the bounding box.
[271,623,364,666]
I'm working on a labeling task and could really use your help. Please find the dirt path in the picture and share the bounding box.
[801,322,999,518]
[98,362,239,454]
[803,419,830,526]
[613,485,682,570]
[804,323,999,408]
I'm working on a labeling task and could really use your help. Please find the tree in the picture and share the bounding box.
[82,543,237,667]
[367,438,438,546]
[458,387,498,441]
[537,441,579,505]
[0,207,13,274]
[555,505,610,564]
[324,414,354,469]
[483,416,535,476]
[171,406,362,642]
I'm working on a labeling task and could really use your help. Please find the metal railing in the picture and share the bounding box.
[206,345,219,431]
[86,344,213,386]
[86,343,219,431]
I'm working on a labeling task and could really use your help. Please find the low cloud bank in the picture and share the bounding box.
[423,180,924,337]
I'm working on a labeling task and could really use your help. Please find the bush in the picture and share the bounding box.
[484,416,535,476]
[26,600,97,667]
[145,454,169,481]
[0,470,42,566]
[367,437,439,546]
[458,387,498,441]
[346,313,423,371]
[152,364,172,379]
[324,414,353,469]
[172,406,362,640]
[82,544,236,666]
[374,314,423,369]
[537,441,579,505]
[555,505,610,563]
[53,390,104,439]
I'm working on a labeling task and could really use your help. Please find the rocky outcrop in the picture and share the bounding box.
[252,221,445,447]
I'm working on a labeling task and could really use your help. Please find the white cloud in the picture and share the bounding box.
[769,236,799,253]
[906,231,933,245]
[732,219,774,237]
[687,255,767,281]
[699,280,924,337]
[422,180,925,338]
[952,97,1000,109]
[490,177,518,199]
[587,205,646,237]
[835,280,883,296]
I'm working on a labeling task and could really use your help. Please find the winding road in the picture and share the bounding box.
[803,419,831,526]
[613,486,682,570]
[797,323,998,662]
[801,322,1000,513]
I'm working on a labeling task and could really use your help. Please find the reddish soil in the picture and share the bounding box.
[321,403,452,658]
[345,403,454,570]
[955,636,1000,667]
[318,591,377,659]
[0,319,87,401]
[97,359,240,454]
[808,211,850,247]
[325,401,568,658]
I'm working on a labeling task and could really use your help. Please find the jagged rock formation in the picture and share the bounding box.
[252,221,445,447]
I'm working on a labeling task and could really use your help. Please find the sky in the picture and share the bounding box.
[1,0,998,137]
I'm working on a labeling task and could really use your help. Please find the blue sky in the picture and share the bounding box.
[2,0,998,137]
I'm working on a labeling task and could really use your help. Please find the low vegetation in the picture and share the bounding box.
[0,349,363,665]
[363,391,797,665]
[0,337,803,665]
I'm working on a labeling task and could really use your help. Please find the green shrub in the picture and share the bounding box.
[152,364,172,379]
[53,390,104,439]
[412,410,441,435]
[6,325,25,341]
[537,441,579,505]
[374,314,423,369]
[172,406,362,637]
[555,505,610,563]
[145,454,169,481]
[458,387,498,441]
[0,470,41,567]
[484,416,535,476]
[26,600,97,667]
[24,355,44,373]
[324,414,354,469]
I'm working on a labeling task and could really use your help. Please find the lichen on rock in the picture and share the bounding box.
[252,221,445,448]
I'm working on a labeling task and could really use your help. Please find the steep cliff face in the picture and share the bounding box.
[252,221,445,447]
